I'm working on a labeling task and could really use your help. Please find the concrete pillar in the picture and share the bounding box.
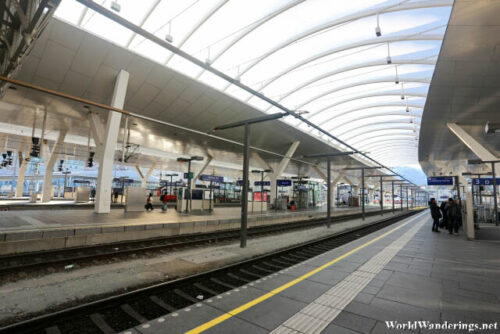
[41,129,68,202]
[270,141,300,204]
[465,191,475,240]
[193,156,213,188]
[136,163,157,188]
[16,148,30,197]
[95,70,129,213]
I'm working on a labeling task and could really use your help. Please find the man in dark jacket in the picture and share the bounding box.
[429,198,441,232]
[439,201,447,229]
[447,198,460,235]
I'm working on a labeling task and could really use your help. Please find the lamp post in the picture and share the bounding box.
[303,151,355,227]
[364,174,396,216]
[165,173,178,198]
[177,156,204,213]
[343,166,383,220]
[252,169,272,213]
[213,112,286,248]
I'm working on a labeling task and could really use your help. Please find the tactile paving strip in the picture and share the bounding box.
[270,216,426,334]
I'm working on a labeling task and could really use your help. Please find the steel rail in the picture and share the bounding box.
[0,209,421,334]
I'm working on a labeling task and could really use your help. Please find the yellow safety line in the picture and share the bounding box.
[185,213,422,334]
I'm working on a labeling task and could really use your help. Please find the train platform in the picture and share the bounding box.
[0,205,385,254]
[122,211,500,334]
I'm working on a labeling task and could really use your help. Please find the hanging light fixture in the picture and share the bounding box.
[110,1,121,12]
[386,43,392,64]
[395,65,399,84]
[165,22,173,43]
[375,13,382,37]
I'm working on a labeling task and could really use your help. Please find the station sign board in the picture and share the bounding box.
[472,178,500,186]
[160,181,183,186]
[427,177,453,186]
[183,172,194,179]
[254,181,271,186]
[200,174,224,183]
[236,180,250,186]
[277,179,292,187]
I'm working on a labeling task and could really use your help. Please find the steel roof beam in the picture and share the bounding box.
[246,33,442,96]
[234,0,452,79]
[196,0,305,79]
[164,0,229,65]
[329,113,422,134]
[265,58,435,109]
[315,102,424,127]
[75,0,418,186]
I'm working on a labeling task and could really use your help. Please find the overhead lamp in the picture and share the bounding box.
[386,43,392,64]
[165,22,173,43]
[110,1,121,12]
[485,121,500,134]
[295,110,310,116]
[375,13,382,37]
[395,65,399,84]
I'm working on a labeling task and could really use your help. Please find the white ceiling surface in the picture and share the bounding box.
[418,0,500,172]
[49,0,453,167]
[0,18,361,178]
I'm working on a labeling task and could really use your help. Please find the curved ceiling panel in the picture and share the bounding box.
[54,0,453,167]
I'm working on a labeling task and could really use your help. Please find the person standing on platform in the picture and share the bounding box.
[160,191,168,212]
[439,200,448,229]
[145,193,154,211]
[447,198,460,235]
[429,198,441,232]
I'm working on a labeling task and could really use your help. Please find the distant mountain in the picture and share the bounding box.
[392,165,427,186]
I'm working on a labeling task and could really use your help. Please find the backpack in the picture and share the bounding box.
[160,194,165,202]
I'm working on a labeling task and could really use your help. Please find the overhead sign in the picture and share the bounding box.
[160,181,183,186]
[183,172,194,179]
[427,177,453,186]
[254,181,271,186]
[200,174,224,183]
[277,179,292,187]
[472,178,500,186]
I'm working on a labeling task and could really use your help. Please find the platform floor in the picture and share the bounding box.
[0,205,382,232]
[123,211,500,334]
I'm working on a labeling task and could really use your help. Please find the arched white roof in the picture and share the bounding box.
[54,0,453,166]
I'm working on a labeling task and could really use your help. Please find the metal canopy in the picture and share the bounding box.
[419,0,500,174]
[0,19,368,172]
[51,0,453,168]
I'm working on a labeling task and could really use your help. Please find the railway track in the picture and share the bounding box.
[0,209,398,276]
[0,209,421,334]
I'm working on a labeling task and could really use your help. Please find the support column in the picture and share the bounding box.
[193,156,213,188]
[16,142,31,198]
[326,158,331,227]
[136,163,157,188]
[95,70,129,213]
[41,129,68,202]
[270,141,299,205]
[447,123,498,163]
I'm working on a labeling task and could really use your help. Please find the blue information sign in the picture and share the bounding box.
[427,177,454,186]
[472,178,500,186]
[277,179,292,187]
[254,181,271,186]
[200,174,224,183]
